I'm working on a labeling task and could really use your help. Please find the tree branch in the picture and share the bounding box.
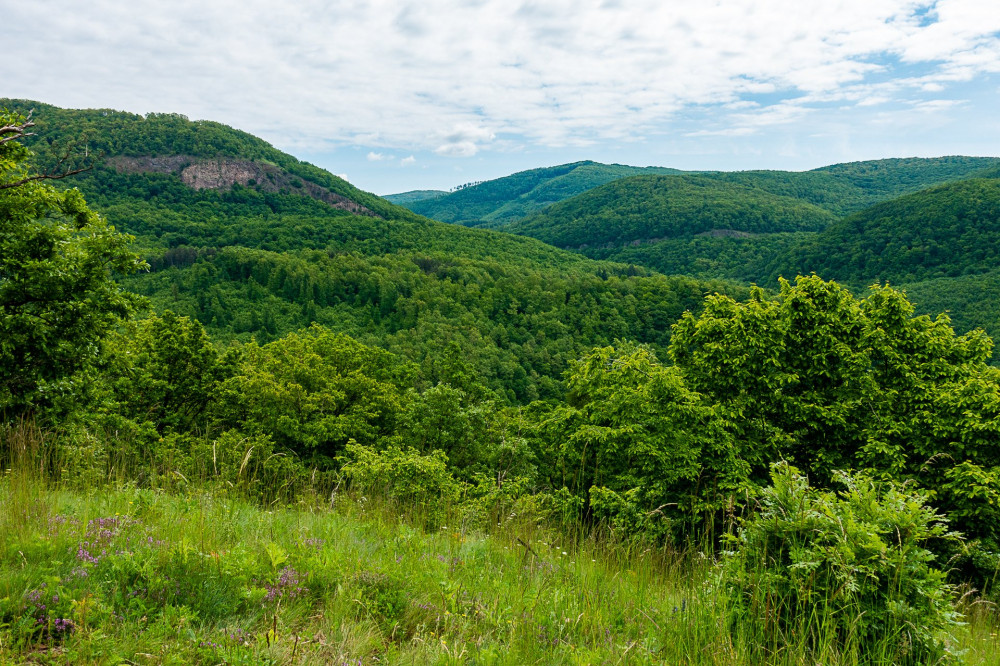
[0,165,92,190]
[0,117,35,144]
[0,117,95,189]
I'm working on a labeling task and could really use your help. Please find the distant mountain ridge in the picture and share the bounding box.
[506,174,839,249]
[390,156,1000,229]
[394,161,681,226]
[383,189,448,205]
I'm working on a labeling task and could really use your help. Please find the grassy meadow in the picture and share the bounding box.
[2,425,1000,666]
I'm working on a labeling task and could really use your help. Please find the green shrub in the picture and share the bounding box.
[721,463,962,664]
[340,442,462,526]
[212,326,405,466]
[535,342,746,540]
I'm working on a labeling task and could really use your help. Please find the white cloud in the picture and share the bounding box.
[400,155,416,165]
[367,151,387,161]
[912,98,968,112]
[5,0,1000,156]
[435,141,479,157]
[434,123,496,158]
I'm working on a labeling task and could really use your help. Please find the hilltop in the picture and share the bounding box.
[392,161,681,226]
[786,178,1000,284]
[507,173,838,249]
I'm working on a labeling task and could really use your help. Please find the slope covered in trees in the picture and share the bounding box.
[1,98,405,220]
[6,101,743,403]
[383,189,448,205]
[399,161,681,226]
[700,156,1000,216]
[10,104,1000,662]
[396,156,1000,230]
[784,178,1000,284]
[507,173,837,250]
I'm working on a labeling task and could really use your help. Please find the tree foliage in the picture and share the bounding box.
[0,109,143,416]
[509,174,837,249]
[670,275,1000,551]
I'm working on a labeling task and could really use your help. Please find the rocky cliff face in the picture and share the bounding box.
[108,155,378,217]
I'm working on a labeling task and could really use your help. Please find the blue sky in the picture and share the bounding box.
[8,0,1000,194]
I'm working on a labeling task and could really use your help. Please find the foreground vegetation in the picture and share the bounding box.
[3,440,1000,665]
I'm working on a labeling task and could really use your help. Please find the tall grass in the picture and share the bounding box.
[2,424,999,664]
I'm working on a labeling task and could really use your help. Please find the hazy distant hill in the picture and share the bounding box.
[383,189,448,205]
[398,161,681,226]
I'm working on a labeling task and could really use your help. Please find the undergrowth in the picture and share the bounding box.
[2,425,999,664]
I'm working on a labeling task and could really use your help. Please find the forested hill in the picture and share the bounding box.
[785,178,1000,284]
[808,156,1000,211]
[384,189,449,205]
[391,156,1000,229]
[6,100,744,403]
[395,161,681,226]
[1,98,406,220]
[506,174,838,248]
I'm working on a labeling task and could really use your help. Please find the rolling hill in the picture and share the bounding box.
[395,161,681,226]
[786,178,1000,284]
[383,189,448,205]
[507,173,838,249]
[392,156,1000,230]
[4,100,744,402]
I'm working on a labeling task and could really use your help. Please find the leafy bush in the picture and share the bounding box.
[212,326,406,465]
[721,463,962,664]
[671,275,1000,558]
[109,311,230,433]
[340,442,462,525]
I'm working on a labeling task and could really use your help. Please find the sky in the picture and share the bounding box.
[8,1,1000,194]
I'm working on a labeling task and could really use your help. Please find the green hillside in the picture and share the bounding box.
[382,189,447,205]
[488,158,1000,287]
[587,232,811,283]
[11,101,1000,663]
[903,269,1000,350]
[508,174,837,248]
[808,156,1000,210]
[398,156,1000,231]
[1,99,407,221]
[6,101,743,402]
[786,178,1000,284]
[403,161,681,225]
[697,156,1000,216]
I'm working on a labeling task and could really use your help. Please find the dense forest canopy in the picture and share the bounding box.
[507,173,838,248]
[400,161,682,226]
[786,178,1000,284]
[2,100,746,403]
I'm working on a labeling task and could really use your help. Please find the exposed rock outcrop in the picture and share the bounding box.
[107,155,379,217]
